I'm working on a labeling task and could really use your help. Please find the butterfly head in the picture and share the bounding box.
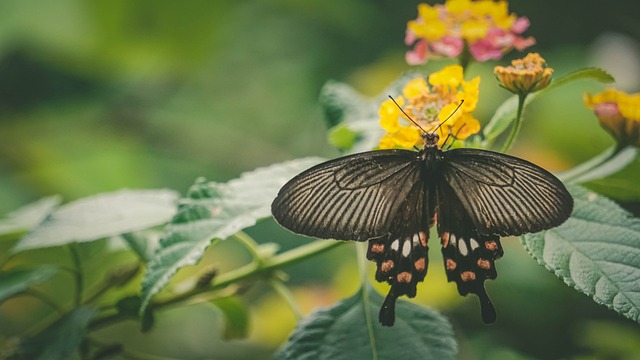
[422,132,440,149]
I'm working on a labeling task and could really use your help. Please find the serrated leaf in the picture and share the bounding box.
[121,231,162,263]
[17,307,97,360]
[521,185,640,323]
[13,189,179,253]
[0,196,61,240]
[276,287,457,360]
[212,296,250,340]
[139,158,324,316]
[0,267,58,303]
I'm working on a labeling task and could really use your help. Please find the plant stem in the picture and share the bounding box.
[356,242,378,360]
[231,231,261,261]
[269,277,302,321]
[23,288,66,315]
[68,243,83,307]
[89,239,345,330]
[501,93,527,153]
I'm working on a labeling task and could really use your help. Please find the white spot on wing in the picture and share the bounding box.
[450,234,457,247]
[412,233,419,245]
[458,239,468,256]
[402,240,411,257]
[470,238,479,250]
[391,239,400,251]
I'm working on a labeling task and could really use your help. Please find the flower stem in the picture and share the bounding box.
[501,93,527,153]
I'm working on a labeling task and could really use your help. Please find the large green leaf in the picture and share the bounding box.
[16,307,97,360]
[521,185,640,323]
[0,196,61,240]
[276,286,457,360]
[0,267,58,303]
[139,158,324,316]
[12,189,179,253]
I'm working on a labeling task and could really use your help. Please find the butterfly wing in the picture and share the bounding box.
[441,148,573,237]
[271,149,425,241]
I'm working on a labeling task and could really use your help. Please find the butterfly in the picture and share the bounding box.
[271,102,573,326]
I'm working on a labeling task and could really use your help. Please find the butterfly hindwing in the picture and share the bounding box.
[441,148,573,236]
[436,178,504,323]
[272,149,424,241]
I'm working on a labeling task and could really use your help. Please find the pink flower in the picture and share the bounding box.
[511,17,531,34]
[406,39,429,65]
[431,36,464,57]
[469,40,503,62]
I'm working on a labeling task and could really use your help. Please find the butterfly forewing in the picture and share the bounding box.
[271,149,423,241]
[442,149,573,236]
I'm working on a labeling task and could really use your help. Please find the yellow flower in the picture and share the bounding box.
[378,65,481,149]
[494,53,553,95]
[584,88,640,147]
[428,65,463,92]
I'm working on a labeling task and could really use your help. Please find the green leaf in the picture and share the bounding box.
[483,67,615,144]
[211,296,250,340]
[558,145,638,184]
[276,287,457,360]
[0,267,58,303]
[139,158,324,316]
[482,94,522,142]
[13,189,179,253]
[540,67,615,94]
[328,123,360,151]
[0,196,61,240]
[17,307,97,360]
[121,231,162,263]
[521,185,640,323]
[320,80,371,128]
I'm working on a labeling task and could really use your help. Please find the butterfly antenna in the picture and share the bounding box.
[388,95,427,134]
[444,123,467,150]
[432,99,464,135]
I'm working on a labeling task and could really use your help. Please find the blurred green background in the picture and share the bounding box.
[1,1,640,359]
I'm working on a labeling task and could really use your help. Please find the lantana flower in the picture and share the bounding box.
[494,53,553,95]
[406,0,535,65]
[379,65,481,149]
[584,88,640,147]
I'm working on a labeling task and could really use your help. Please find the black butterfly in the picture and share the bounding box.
[271,116,573,326]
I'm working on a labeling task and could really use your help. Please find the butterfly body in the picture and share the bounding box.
[272,133,572,326]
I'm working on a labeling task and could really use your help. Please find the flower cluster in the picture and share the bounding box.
[406,0,535,65]
[584,89,640,147]
[494,53,553,95]
[379,65,481,149]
